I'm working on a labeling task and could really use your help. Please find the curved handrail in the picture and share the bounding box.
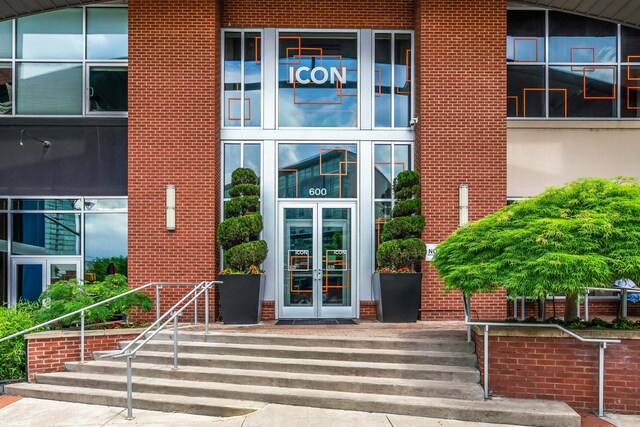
[465,321,621,344]
[0,282,203,344]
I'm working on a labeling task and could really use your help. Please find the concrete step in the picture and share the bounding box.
[119,340,477,367]
[31,371,580,427]
[66,360,485,401]
[4,382,263,417]
[150,330,475,352]
[94,350,481,382]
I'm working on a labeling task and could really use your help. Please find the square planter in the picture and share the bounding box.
[372,272,422,323]
[218,274,266,324]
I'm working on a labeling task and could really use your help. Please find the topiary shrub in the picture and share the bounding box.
[376,170,426,271]
[218,168,268,273]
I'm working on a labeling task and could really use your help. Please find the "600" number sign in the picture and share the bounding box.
[308,188,328,196]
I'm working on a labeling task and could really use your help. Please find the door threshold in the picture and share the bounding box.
[275,319,357,326]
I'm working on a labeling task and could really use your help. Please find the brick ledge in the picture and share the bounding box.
[471,325,640,340]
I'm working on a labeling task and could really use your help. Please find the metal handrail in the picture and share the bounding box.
[583,286,640,320]
[0,281,206,364]
[100,280,220,420]
[465,319,620,417]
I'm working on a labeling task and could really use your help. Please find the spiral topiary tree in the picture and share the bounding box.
[377,170,426,271]
[218,168,268,273]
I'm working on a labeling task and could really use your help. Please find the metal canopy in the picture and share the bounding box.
[0,0,110,21]
[510,0,640,29]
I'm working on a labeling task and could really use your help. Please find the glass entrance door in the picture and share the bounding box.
[279,203,356,319]
[10,258,80,304]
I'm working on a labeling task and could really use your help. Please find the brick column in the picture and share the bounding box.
[128,0,221,321]
[415,0,508,320]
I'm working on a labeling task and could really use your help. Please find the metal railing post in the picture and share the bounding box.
[598,342,606,417]
[126,352,133,420]
[585,289,590,321]
[205,283,210,334]
[194,294,199,325]
[521,297,525,321]
[155,285,161,326]
[173,312,179,369]
[484,325,489,399]
[80,310,85,364]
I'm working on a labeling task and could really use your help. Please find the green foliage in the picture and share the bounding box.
[218,167,268,273]
[224,196,260,218]
[377,238,427,270]
[377,170,426,271]
[392,198,421,218]
[87,256,128,282]
[380,216,425,242]
[217,213,264,250]
[433,178,640,304]
[229,183,260,197]
[224,240,268,272]
[35,274,153,327]
[232,168,259,186]
[0,302,39,379]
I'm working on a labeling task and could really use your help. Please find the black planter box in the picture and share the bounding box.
[372,272,422,323]
[218,274,266,324]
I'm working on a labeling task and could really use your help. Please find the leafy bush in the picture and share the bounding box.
[0,302,39,379]
[376,170,426,270]
[35,274,153,327]
[218,168,268,274]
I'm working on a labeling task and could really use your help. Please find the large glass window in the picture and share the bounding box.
[278,32,358,127]
[374,32,413,128]
[17,8,83,60]
[85,213,127,281]
[0,63,11,115]
[89,66,128,112]
[12,213,81,255]
[0,20,11,59]
[17,63,83,115]
[278,144,357,198]
[87,7,128,60]
[223,143,261,198]
[507,10,639,119]
[224,31,262,127]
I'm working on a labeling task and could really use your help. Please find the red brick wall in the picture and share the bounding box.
[222,0,414,28]
[128,0,221,322]
[359,300,377,320]
[261,300,275,321]
[474,330,640,414]
[415,0,508,320]
[27,332,139,382]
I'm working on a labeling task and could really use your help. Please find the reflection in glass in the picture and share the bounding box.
[84,199,128,211]
[507,66,545,118]
[50,263,77,284]
[374,201,391,263]
[507,10,545,62]
[0,20,11,59]
[12,199,81,211]
[17,63,82,115]
[549,12,616,63]
[16,264,42,302]
[374,145,392,198]
[549,66,616,118]
[17,8,83,59]
[224,144,241,197]
[89,67,128,112]
[245,32,261,127]
[85,213,127,280]
[621,25,640,64]
[278,32,358,127]
[0,213,7,303]
[244,144,261,179]
[394,34,412,127]
[278,144,357,198]
[394,145,411,179]
[284,208,313,306]
[12,213,80,255]
[87,8,128,60]
[0,63,11,115]
[224,32,242,127]
[322,208,350,307]
[374,34,391,127]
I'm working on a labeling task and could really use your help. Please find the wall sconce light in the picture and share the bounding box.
[166,184,176,231]
[20,129,51,148]
[459,184,469,227]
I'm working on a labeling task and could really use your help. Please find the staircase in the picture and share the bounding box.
[6,329,580,426]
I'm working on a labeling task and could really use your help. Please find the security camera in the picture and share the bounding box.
[409,117,419,127]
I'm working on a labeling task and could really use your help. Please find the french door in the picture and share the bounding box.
[278,202,356,319]
[9,258,81,304]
